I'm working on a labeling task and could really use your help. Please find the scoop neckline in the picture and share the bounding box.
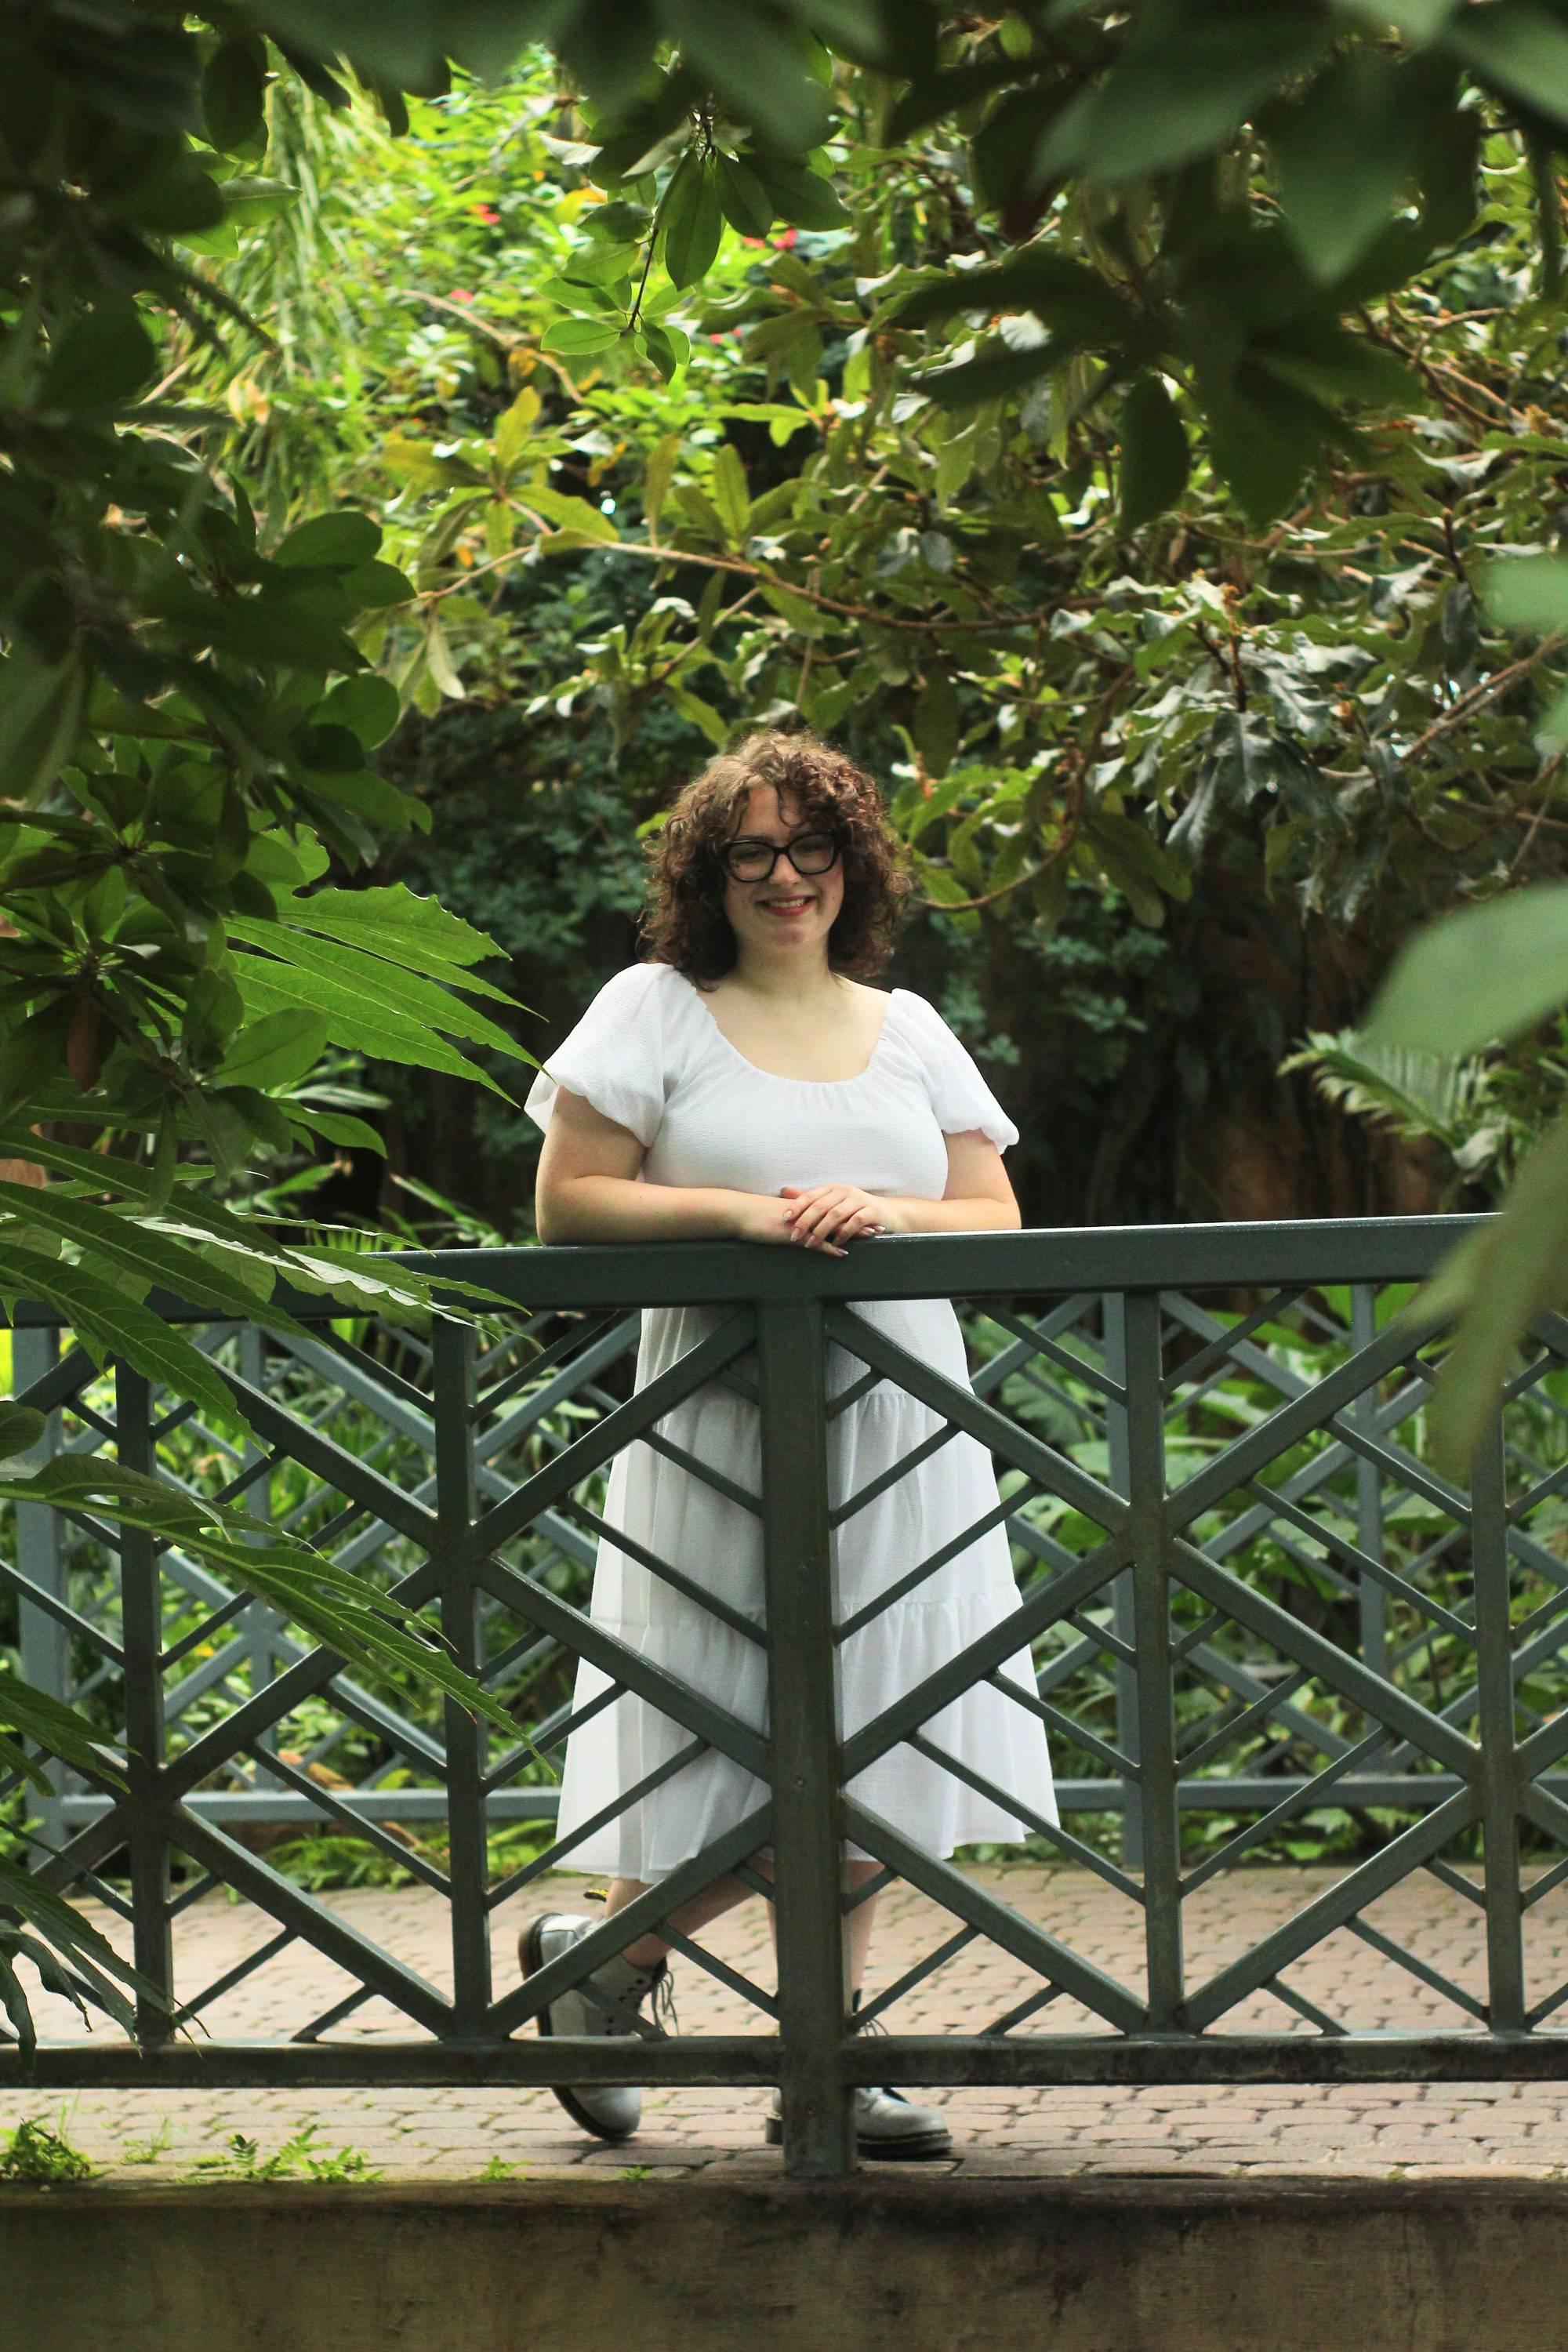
[673,969,902,1088]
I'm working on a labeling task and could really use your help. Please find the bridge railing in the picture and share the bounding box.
[4,1216,1566,2177]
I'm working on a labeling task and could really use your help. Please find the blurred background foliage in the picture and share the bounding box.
[10,0,1568,1975]
[155,34,1568,1242]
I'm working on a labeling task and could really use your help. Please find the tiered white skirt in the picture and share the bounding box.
[552,1298,1057,1878]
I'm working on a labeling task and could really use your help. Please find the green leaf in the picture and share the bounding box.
[1196,361,1339,525]
[1365,884,1568,1057]
[341,559,416,608]
[663,158,725,288]
[914,667,960,780]
[1068,4,1332,183]
[711,443,752,540]
[519,485,620,543]
[662,2,831,152]
[495,386,542,468]
[0,1404,45,1461]
[282,884,517,993]
[1273,53,1422,283]
[924,339,1063,410]
[0,1243,241,1424]
[0,1669,124,1784]
[0,1459,518,1737]
[288,1107,385,1154]
[750,154,850,231]
[1414,1107,1568,1474]
[1338,0,1458,34]
[317,672,401,749]
[1486,555,1568,637]
[1118,376,1189,529]
[891,251,1128,340]
[274,510,383,570]
[542,315,622,354]
[1448,2,1568,129]
[42,296,157,412]
[214,1009,333,1091]
[666,683,730,746]
[202,32,268,152]
[0,1185,292,1323]
[715,152,775,237]
[231,946,516,1094]
[220,176,300,226]
[0,645,87,805]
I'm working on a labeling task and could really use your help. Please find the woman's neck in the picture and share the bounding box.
[724,949,841,1007]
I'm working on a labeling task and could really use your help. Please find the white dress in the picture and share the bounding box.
[524,961,1055,1878]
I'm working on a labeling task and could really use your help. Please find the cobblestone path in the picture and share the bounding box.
[6,1863,1566,2181]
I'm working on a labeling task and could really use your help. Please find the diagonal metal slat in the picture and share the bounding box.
[466,1311,756,1559]
[822,1304,1130,1537]
[841,1797,1145,2035]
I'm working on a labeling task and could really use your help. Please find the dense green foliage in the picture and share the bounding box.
[165,59,1568,1241]
[11,0,1568,2031]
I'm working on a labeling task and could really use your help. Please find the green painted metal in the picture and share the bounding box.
[757,1296,855,2176]
[6,1215,1568,2181]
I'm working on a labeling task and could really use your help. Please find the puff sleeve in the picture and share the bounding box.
[524,963,672,1147]
[897,991,1020,1152]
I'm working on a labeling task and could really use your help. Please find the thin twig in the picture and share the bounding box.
[1403,636,1567,765]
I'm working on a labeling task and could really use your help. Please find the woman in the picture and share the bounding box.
[520,728,1054,2160]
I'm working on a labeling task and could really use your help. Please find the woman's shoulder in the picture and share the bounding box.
[879,984,944,1036]
[586,960,684,1013]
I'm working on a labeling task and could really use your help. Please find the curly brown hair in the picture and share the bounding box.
[640,728,909,985]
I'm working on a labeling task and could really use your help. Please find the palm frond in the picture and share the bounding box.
[1281,1029,1494,1147]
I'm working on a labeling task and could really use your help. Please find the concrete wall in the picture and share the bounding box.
[3,2175,1564,2352]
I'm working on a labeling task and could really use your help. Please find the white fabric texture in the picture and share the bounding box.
[525,961,1055,1877]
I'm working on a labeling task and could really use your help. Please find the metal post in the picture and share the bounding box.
[1470,1405,1525,2034]
[1104,1294,1144,1871]
[434,1317,490,2038]
[13,1325,67,1855]
[1123,1290,1184,2030]
[115,1364,174,2043]
[757,1294,854,2178]
[238,1326,284,1791]
[1351,1287,1388,1681]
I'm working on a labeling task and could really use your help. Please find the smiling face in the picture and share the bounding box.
[720,784,844,970]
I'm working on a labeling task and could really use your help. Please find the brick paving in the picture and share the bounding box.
[6,1860,1568,2181]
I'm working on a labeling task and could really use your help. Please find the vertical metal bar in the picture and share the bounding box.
[1470,1403,1525,2034]
[1123,1290,1184,2030]
[758,1294,854,2179]
[115,1364,174,2044]
[238,1326,283,1793]
[1104,1294,1144,1871]
[434,1316,490,2038]
[13,1326,67,1855]
[1352,1287,1388,1682]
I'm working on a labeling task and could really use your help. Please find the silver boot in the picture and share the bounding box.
[765,2082,953,2160]
[520,1911,673,2143]
[765,1991,953,2160]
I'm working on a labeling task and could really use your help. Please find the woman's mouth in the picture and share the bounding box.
[760,896,813,917]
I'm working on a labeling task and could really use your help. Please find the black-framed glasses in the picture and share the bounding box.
[721,829,840,883]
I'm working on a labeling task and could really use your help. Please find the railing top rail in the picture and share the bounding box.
[1,1214,1488,1329]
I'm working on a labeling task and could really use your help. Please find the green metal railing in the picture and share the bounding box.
[5,1215,1568,2179]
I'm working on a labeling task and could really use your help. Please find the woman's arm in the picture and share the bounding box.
[535,1087,798,1246]
[781,1130,1020,1248]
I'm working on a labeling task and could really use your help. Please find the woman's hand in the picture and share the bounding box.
[779,1182,888,1256]
[727,1191,804,1247]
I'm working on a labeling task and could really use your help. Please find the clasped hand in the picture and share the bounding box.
[779,1181,887,1256]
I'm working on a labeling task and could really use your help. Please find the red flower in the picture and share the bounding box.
[448,289,474,304]
[473,205,500,225]
[772,227,798,249]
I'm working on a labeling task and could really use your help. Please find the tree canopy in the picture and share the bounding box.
[10,0,1568,2031]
